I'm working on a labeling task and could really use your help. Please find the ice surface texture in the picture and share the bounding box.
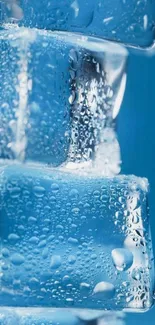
[1,0,155,47]
[0,308,126,324]
[0,26,127,175]
[0,308,85,325]
[0,163,154,311]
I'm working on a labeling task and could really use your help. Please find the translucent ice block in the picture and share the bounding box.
[0,308,125,324]
[1,0,155,47]
[0,162,154,311]
[0,25,127,173]
[0,308,85,325]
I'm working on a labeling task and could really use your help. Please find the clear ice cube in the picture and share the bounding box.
[0,25,127,175]
[0,162,154,311]
[0,308,125,324]
[0,308,85,325]
[1,0,155,47]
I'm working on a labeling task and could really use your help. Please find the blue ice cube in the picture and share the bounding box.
[0,308,85,325]
[0,26,127,169]
[0,308,126,324]
[0,162,154,311]
[1,0,155,47]
[0,26,71,165]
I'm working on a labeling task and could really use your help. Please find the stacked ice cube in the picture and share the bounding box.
[1,0,155,47]
[0,0,154,321]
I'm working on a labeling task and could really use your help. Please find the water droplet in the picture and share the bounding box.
[38,240,46,248]
[135,228,144,237]
[28,216,37,223]
[68,255,76,265]
[132,269,141,281]
[29,277,39,289]
[69,189,79,199]
[126,294,134,303]
[80,282,90,291]
[111,248,133,271]
[68,237,78,245]
[42,247,49,259]
[132,213,140,224]
[93,281,115,299]
[90,254,97,260]
[2,248,10,258]
[34,186,45,198]
[29,236,39,244]
[9,187,21,198]
[128,194,139,210]
[50,255,62,269]
[8,233,20,243]
[69,91,76,105]
[51,183,59,193]
[10,253,25,266]
[66,297,74,305]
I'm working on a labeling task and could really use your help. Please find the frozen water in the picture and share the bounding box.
[1,0,155,47]
[0,308,126,324]
[0,308,85,325]
[0,162,153,311]
[0,25,127,175]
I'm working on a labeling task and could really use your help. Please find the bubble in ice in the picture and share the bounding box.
[93,281,115,299]
[111,248,133,271]
[10,253,25,266]
[50,255,62,269]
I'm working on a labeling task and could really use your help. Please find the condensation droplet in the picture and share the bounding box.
[93,281,115,299]
[111,248,133,271]
[50,255,62,269]
[34,186,45,198]
[10,253,25,266]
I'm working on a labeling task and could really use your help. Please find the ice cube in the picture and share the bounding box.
[0,25,127,175]
[0,308,84,325]
[1,0,155,47]
[0,162,154,311]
